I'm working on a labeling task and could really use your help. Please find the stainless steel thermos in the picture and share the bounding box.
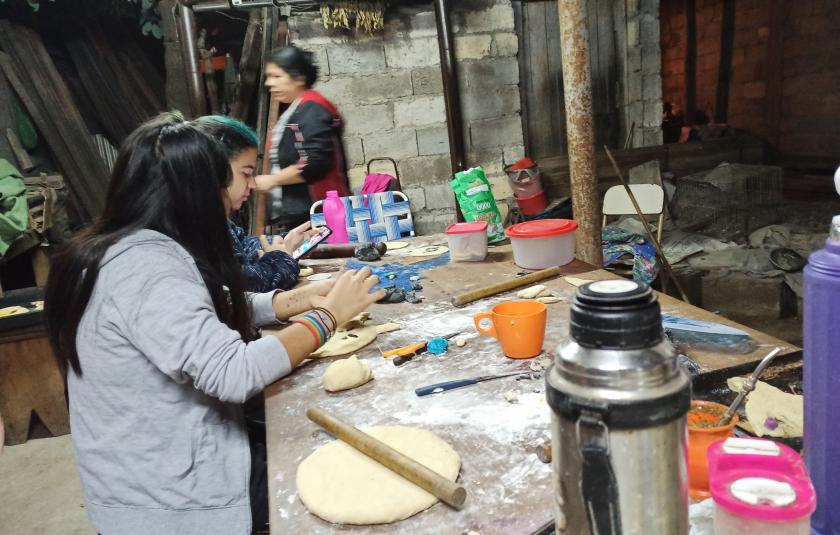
[547,280,691,534]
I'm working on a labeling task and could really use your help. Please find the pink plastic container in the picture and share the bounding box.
[505,219,578,269]
[445,221,488,262]
[708,437,816,535]
[323,190,349,244]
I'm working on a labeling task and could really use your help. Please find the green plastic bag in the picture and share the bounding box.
[450,166,505,243]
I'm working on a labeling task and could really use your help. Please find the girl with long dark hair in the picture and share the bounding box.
[194,114,321,292]
[44,113,383,535]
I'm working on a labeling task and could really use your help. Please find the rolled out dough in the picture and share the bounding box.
[384,241,409,250]
[322,355,373,392]
[408,245,449,257]
[296,426,461,525]
[517,284,552,299]
[310,313,401,358]
[298,267,315,278]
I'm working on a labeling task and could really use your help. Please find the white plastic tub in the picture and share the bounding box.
[505,219,578,269]
[445,221,489,262]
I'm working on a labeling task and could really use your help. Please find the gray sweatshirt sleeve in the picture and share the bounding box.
[249,291,280,327]
[113,256,292,403]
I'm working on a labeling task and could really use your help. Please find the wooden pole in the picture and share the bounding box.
[715,0,736,123]
[684,0,696,124]
[557,0,602,266]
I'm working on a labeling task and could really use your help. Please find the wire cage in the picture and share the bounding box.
[669,163,784,240]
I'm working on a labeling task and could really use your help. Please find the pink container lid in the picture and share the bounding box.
[445,221,488,235]
[506,219,578,239]
[708,437,816,522]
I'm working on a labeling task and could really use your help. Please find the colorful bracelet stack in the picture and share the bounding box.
[294,307,338,347]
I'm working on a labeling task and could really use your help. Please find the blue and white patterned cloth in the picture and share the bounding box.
[602,225,659,285]
[227,221,300,292]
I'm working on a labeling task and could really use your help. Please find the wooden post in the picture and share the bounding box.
[557,0,602,266]
[715,0,736,123]
[684,0,696,124]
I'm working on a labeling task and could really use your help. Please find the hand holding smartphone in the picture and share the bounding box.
[291,226,332,260]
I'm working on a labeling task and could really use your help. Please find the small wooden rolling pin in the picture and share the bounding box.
[304,242,387,259]
[451,266,562,307]
[306,406,467,509]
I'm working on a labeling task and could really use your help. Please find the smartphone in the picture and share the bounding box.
[291,226,332,260]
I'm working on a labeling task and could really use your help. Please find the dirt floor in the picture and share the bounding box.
[0,435,93,535]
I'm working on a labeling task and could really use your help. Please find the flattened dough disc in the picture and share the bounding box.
[408,245,449,257]
[296,426,461,525]
[384,241,409,250]
[310,317,401,358]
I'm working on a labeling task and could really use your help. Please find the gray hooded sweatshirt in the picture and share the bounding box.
[69,229,291,535]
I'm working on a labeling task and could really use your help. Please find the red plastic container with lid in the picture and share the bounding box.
[445,221,489,262]
[505,219,578,269]
[708,437,816,535]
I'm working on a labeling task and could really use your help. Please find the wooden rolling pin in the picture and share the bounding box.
[304,242,387,259]
[306,406,466,509]
[451,266,563,307]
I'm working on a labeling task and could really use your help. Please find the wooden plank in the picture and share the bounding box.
[264,237,800,534]
[765,0,785,148]
[715,0,736,123]
[545,1,566,155]
[230,10,263,120]
[684,0,697,124]
[522,2,553,159]
[6,128,34,172]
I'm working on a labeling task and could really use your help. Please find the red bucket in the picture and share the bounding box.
[515,190,548,215]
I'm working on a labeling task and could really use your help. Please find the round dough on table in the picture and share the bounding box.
[384,241,409,250]
[298,267,315,278]
[408,245,449,257]
[322,355,373,392]
[296,426,461,525]
[517,284,552,299]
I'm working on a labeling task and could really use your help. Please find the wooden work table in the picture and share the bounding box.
[264,236,799,534]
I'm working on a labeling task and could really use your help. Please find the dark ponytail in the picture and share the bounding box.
[45,113,253,376]
[266,46,319,88]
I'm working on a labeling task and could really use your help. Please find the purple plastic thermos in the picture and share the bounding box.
[323,190,349,244]
[803,211,840,535]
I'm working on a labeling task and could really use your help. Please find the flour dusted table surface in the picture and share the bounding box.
[265,237,799,534]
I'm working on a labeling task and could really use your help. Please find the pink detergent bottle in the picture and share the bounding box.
[323,190,349,244]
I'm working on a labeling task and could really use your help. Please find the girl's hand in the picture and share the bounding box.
[259,235,289,256]
[255,174,277,192]
[282,221,321,256]
[311,268,385,326]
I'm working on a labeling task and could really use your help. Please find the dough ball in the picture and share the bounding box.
[296,426,461,525]
[537,296,562,304]
[517,284,552,299]
[299,267,315,278]
[322,355,373,392]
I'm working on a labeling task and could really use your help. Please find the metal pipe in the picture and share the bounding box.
[557,0,601,266]
[433,0,466,174]
[193,1,233,12]
[177,2,207,117]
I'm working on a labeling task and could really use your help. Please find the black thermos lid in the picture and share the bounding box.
[569,280,662,349]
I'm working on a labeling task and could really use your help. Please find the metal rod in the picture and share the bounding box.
[192,1,233,12]
[177,2,206,117]
[718,347,783,426]
[557,0,601,266]
[604,146,691,303]
[433,0,466,174]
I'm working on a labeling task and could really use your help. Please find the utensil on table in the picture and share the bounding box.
[718,347,783,426]
[415,371,532,397]
[306,406,466,509]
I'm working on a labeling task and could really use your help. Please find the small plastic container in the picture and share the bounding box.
[445,221,489,262]
[515,189,548,215]
[708,437,816,535]
[505,219,578,269]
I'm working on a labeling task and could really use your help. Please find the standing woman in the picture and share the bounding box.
[256,46,349,230]
[44,113,382,535]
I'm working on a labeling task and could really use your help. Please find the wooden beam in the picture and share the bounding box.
[765,0,785,148]
[715,0,736,123]
[684,0,697,124]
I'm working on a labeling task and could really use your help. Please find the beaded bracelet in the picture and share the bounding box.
[313,307,337,331]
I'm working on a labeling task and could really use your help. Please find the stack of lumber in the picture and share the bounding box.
[0,21,108,220]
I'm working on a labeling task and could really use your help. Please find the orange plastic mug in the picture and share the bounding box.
[687,400,739,500]
[474,300,547,358]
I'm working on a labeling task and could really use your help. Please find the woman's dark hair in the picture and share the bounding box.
[45,112,253,376]
[194,115,259,158]
[267,46,318,88]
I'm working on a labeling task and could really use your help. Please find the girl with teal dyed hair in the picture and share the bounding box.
[195,115,320,292]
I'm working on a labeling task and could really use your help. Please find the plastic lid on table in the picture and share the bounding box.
[505,219,578,239]
[445,221,488,234]
[708,437,816,522]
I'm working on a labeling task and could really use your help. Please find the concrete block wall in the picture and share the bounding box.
[289,0,524,235]
[620,0,664,148]
[659,0,840,158]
